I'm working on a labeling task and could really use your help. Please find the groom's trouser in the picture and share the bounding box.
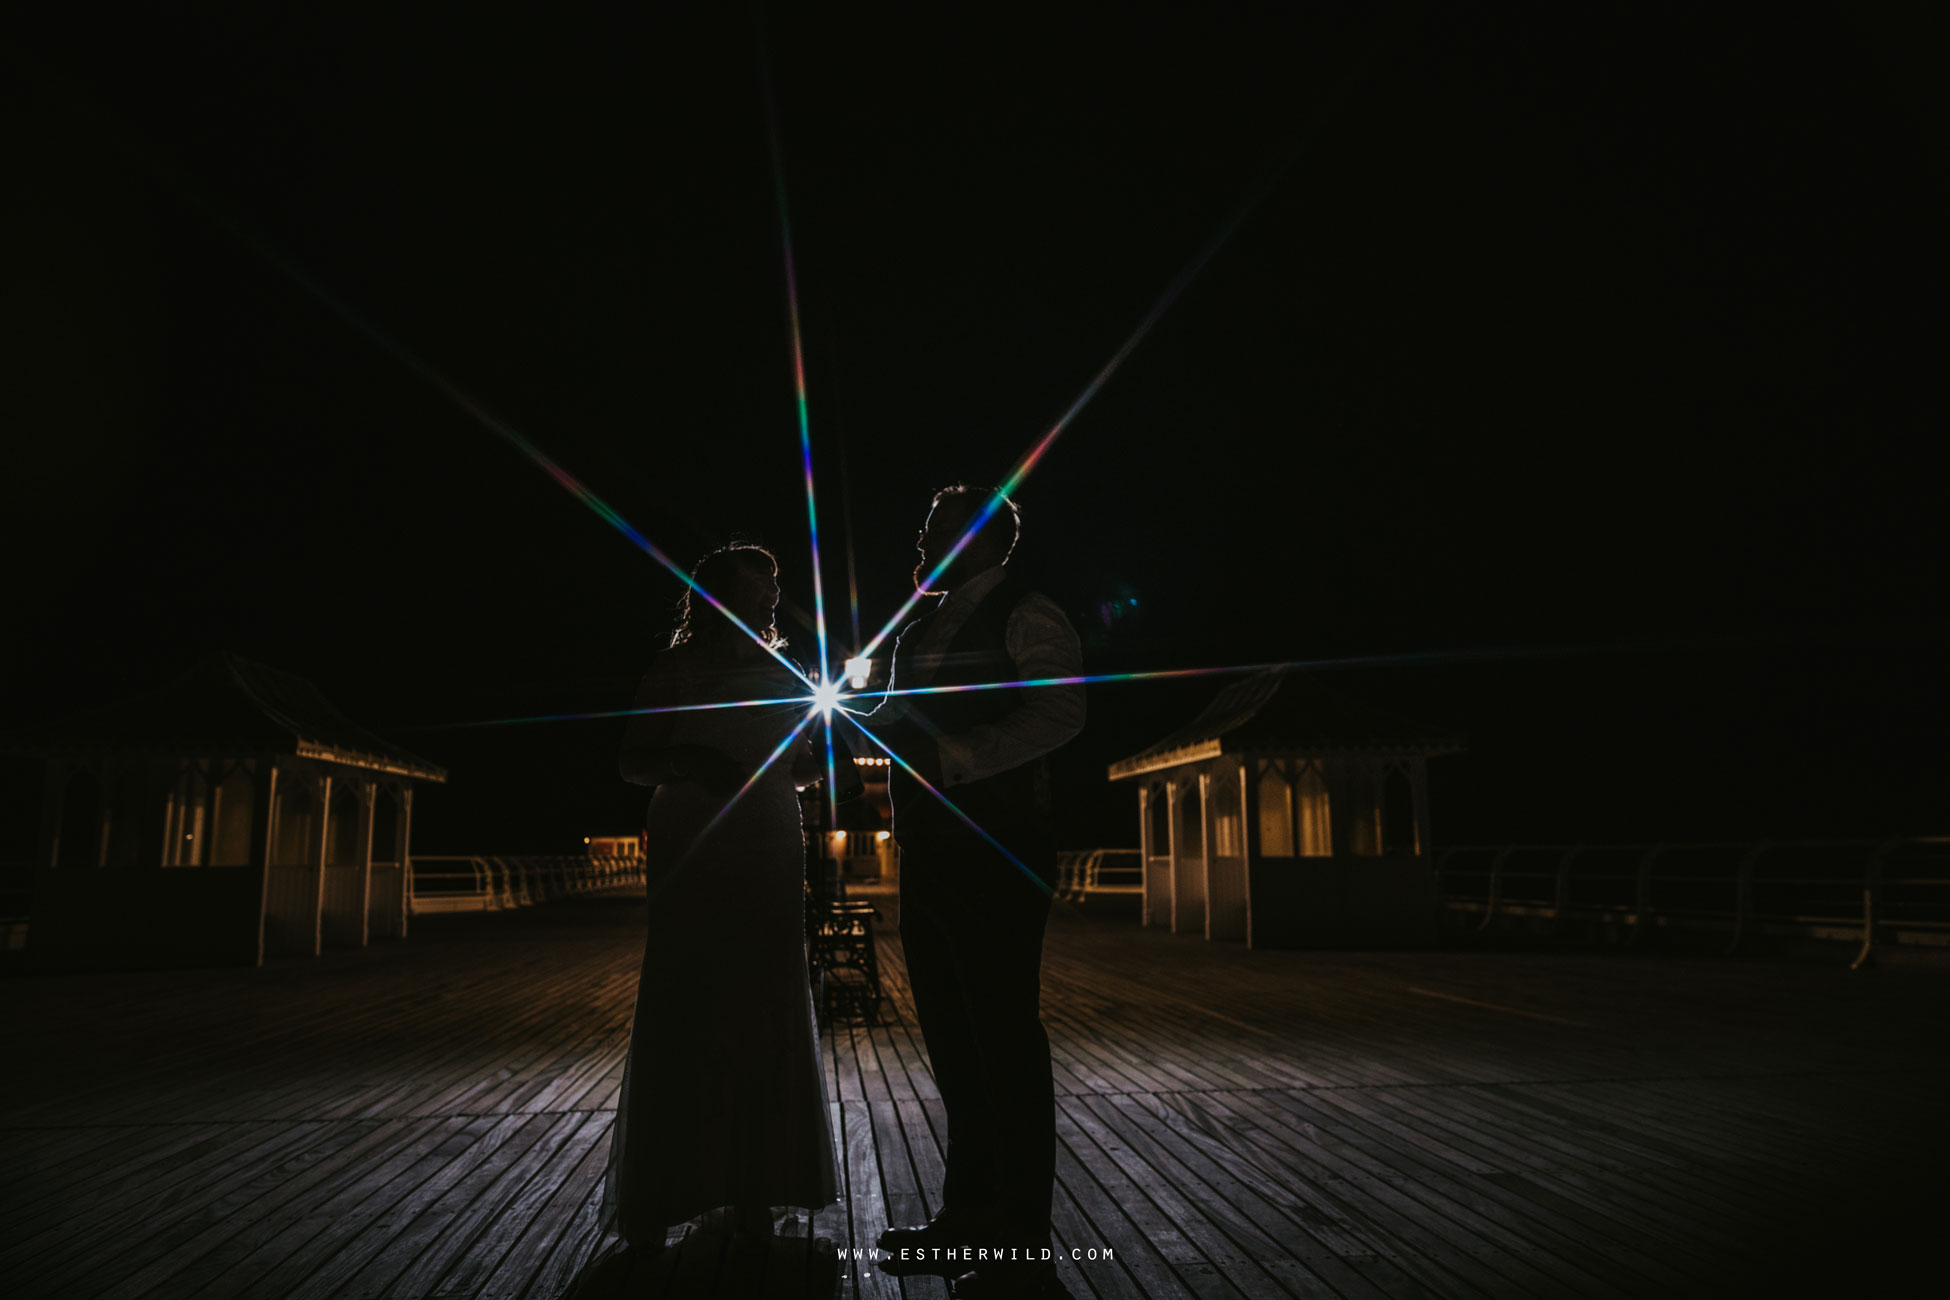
[897,825,1057,1236]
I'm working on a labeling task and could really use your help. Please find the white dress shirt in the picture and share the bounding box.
[886,565,1085,787]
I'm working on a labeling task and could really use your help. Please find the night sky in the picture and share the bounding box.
[6,4,1945,854]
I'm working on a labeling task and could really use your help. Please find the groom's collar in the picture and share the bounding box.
[937,563,1009,613]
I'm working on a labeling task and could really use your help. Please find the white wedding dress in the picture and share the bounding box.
[600,645,840,1241]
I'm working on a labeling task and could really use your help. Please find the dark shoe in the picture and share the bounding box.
[874,1204,1004,1276]
[951,1259,1072,1300]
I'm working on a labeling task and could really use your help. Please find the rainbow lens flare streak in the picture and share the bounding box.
[169,171,809,693]
[842,23,1395,669]
[841,716,1052,899]
[852,176,1272,667]
[821,709,839,830]
[763,45,845,828]
[769,105,830,690]
[383,367,809,691]
[414,641,1616,733]
[843,642,1618,707]
[416,695,816,732]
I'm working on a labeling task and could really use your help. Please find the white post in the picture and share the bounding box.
[157,764,178,868]
[1193,767,1209,939]
[355,781,375,947]
[309,773,332,957]
[397,786,414,940]
[1232,758,1255,943]
[1165,776,1181,931]
[250,761,278,967]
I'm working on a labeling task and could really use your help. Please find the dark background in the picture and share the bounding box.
[5,3,1944,854]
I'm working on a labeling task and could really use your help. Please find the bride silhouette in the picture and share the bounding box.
[569,543,848,1297]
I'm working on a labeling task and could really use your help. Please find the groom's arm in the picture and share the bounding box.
[933,593,1084,786]
[850,624,952,786]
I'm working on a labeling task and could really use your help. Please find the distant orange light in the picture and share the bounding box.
[876,831,891,841]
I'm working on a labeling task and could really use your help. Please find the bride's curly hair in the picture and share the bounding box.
[668,543,788,651]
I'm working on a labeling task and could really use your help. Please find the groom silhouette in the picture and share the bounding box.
[871,486,1084,1300]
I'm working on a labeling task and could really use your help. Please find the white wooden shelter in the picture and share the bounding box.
[9,653,446,970]
[1108,668,1462,949]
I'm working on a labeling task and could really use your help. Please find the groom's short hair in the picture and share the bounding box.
[930,484,1021,565]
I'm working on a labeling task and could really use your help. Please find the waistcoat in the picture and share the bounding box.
[887,574,1053,847]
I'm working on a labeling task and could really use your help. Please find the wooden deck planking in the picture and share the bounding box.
[1173,1086,1636,1300]
[356,1111,592,1300]
[308,1112,559,1300]
[1299,1083,1752,1267]
[3,888,1945,1299]
[8,1121,333,1287]
[1260,1087,1715,1284]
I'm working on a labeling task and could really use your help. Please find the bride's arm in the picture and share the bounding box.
[619,662,676,785]
[619,657,740,788]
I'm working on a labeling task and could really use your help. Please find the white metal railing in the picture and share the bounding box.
[1055,848,1144,901]
[409,855,646,915]
[1435,837,1950,968]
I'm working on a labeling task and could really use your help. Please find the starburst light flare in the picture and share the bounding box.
[810,678,846,718]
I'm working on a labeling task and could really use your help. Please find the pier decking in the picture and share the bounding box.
[3,886,1945,1299]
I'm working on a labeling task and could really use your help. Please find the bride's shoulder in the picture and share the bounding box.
[644,642,791,697]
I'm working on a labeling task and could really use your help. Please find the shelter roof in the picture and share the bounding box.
[1107,668,1463,780]
[3,653,447,781]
